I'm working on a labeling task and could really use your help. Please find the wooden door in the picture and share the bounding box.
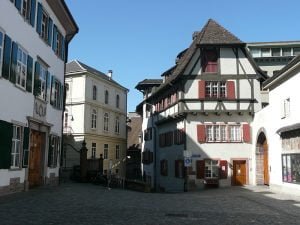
[28,130,43,188]
[232,160,247,186]
[263,141,269,185]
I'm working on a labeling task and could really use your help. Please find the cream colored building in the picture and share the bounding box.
[63,60,128,177]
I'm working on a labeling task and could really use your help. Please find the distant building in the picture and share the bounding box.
[247,41,300,76]
[63,60,128,178]
[0,0,78,195]
[126,112,142,180]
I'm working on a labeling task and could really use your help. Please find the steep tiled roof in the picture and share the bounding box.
[146,19,265,100]
[66,60,128,91]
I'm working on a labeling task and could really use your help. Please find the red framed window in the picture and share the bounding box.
[202,49,218,73]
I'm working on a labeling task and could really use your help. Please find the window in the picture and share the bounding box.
[282,48,292,56]
[11,125,22,168]
[64,112,68,128]
[15,47,28,89]
[282,154,300,184]
[48,135,60,168]
[205,81,226,98]
[229,125,241,142]
[160,160,168,176]
[202,49,218,73]
[105,90,109,104]
[36,62,47,100]
[250,48,260,57]
[115,117,120,134]
[91,143,96,159]
[281,98,290,119]
[174,129,185,145]
[91,109,97,129]
[142,150,153,164]
[175,160,184,178]
[271,48,281,57]
[159,132,173,147]
[55,30,63,56]
[115,145,120,159]
[41,10,49,42]
[116,94,120,108]
[104,144,108,159]
[261,48,271,57]
[104,113,109,131]
[293,47,300,56]
[53,80,60,107]
[205,160,219,178]
[21,0,31,20]
[92,85,97,100]
[144,128,152,141]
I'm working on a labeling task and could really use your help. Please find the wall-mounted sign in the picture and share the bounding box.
[33,98,47,122]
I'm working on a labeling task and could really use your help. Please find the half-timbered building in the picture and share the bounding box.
[136,19,267,192]
[0,0,78,195]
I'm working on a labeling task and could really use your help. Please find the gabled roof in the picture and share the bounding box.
[66,60,129,91]
[135,79,163,91]
[144,19,265,101]
[263,55,300,89]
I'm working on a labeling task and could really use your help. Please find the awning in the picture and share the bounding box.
[276,123,300,134]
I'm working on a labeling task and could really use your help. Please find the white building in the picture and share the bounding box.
[0,0,78,194]
[63,60,128,178]
[252,55,300,195]
[136,19,268,192]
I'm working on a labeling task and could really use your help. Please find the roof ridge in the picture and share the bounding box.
[74,60,87,71]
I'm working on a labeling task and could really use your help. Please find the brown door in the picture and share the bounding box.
[28,130,44,188]
[232,160,247,186]
[263,141,269,185]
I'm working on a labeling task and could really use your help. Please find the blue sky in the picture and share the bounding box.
[65,0,300,112]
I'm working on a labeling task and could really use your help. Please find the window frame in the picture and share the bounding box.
[103,113,109,132]
[205,159,219,179]
[92,85,97,100]
[91,109,97,129]
[91,142,96,159]
[115,116,120,134]
[21,0,31,21]
[116,94,120,108]
[201,49,218,73]
[105,90,109,104]
[40,8,49,42]
[48,135,60,168]
[11,125,23,169]
[115,145,120,159]
[104,144,108,159]
[205,81,227,98]
[37,62,48,101]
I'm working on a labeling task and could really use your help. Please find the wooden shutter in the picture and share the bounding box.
[33,61,41,96]
[48,135,53,167]
[36,2,43,35]
[243,123,251,143]
[197,124,206,143]
[59,83,64,110]
[15,0,21,11]
[10,42,18,84]
[48,18,53,46]
[219,160,228,179]
[61,36,65,61]
[198,80,205,99]
[22,127,30,168]
[196,160,205,179]
[227,81,235,100]
[2,34,12,80]
[52,25,57,52]
[0,120,13,169]
[26,55,33,92]
[29,0,36,27]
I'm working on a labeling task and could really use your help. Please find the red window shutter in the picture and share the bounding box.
[243,123,251,143]
[198,80,205,99]
[219,160,228,179]
[227,81,235,100]
[196,160,205,179]
[197,125,206,143]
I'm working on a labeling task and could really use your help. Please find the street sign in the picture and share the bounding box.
[184,157,192,167]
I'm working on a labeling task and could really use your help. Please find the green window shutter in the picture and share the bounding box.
[26,55,33,92]
[22,127,30,168]
[50,75,55,106]
[52,25,57,52]
[33,61,41,96]
[2,34,12,80]
[15,0,21,12]
[61,36,65,60]
[30,0,36,27]
[10,42,18,84]
[48,18,53,46]
[0,120,13,169]
[48,135,53,167]
[36,2,43,35]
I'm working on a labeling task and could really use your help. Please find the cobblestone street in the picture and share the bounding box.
[1,183,300,225]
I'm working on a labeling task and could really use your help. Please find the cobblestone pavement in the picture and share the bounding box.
[1,183,300,225]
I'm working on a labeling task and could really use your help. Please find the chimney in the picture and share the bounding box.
[107,70,113,79]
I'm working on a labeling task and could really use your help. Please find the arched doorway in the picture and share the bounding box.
[256,132,269,185]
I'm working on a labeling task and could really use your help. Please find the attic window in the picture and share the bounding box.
[202,49,218,73]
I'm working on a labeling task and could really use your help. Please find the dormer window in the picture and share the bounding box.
[202,49,218,73]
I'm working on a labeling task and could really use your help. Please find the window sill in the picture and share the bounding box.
[15,84,27,92]
[9,167,22,171]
